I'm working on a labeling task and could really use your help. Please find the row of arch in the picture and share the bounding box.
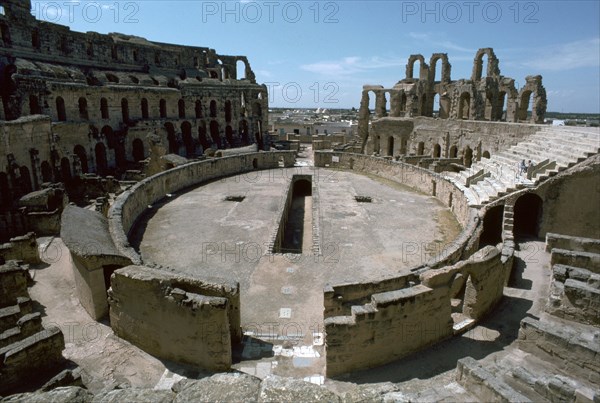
[50,96,263,124]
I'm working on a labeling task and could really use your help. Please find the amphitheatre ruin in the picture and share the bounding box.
[1,0,599,401]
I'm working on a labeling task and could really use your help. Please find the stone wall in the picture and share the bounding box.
[0,232,40,265]
[325,243,508,376]
[108,151,296,264]
[108,265,240,372]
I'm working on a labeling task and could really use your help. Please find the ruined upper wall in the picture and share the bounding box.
[0,0,255,82]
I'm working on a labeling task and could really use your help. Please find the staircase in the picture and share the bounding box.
[444,126,600,205]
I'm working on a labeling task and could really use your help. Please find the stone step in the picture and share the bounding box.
[537,128,600,141]
[513,143,584,165]
[530,135,600,154]
[456,357,533,402]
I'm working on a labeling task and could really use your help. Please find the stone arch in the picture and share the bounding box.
[178,99,186,119]
[195,100,203,118]
[78,97,89,120]
[19,166,32,194]
[95,143,108,175]
[74,145,88,174]
[225,125,234,147]
[253,102,262,117]
[182,121,194,157]
[165,122,178,154]
[225,100,232,122]
[141,98,149,119]
[449,145,458,158]
[101,98,109,119]
[198,120,210,150]
[482,151,491,159]
[400,92,407,112]
[463,146,473,167]
[458,92,471,120]
[496,91,507,121]
[433,143,441,158]
[210,100,217,118]
[40,161,52,183]
[159,99,167,118]
[56,96,66,121]
[29,95,41,115]
[420,93,430,117]
[471,48,500,81]
[417,142,425,155]
[121,98,129,122]
[236,60,246,80]
[429,53,451,83]
[60,157,71,182]
[387,136,394,156]
[239,120,249,145]
[132,138,145,162]
[210,120,221,148]
[480,205,504,247]
[406,54,427,80]
[513,193,543,239]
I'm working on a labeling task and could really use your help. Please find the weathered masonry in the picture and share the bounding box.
[0,0,268,213]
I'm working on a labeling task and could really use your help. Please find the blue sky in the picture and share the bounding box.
[31,1,600,112]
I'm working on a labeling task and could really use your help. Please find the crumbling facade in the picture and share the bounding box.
[359,48,547,153]
[0,0,268,214]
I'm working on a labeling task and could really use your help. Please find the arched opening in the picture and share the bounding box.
[74,145,88,174]
[387,136,394,156]
[19,167,32,194]
[518,91,533,122]
[480,205,504,246]
[225,100,232,122]
[198,121,210,150]
[458,93,470,120]
[121,98,129,122]
[252,158,258,169]
[29,95,41,115]
[60,157,71,182]
[56,97,66,121]
[95,143,107,175]
[463,146,473,168]
[210,100,217,118]
[449,145,458,158]
[0,172,11,210]
[237,60,246,80]
[78,97,89,120]
[484,93,494,120]
[195,100,203,118]
[513,193,543,239]
[159,99,167,118]
[1,22,11,46]
[399,92,407,112]
[239,120,249,145]
[101,98,109,119]
[164,122,178,154]
[482,151,491,159]
[253,102,262,117]
[40,161,52,183]
[433,143,441,158]
[225,125,234,147]
[433,93,440,118]
[497,91,507,121]
[420,94,429,117]
[178,99,186,118]
[417,142,425,155]
[132,138,145,162]
[141,98,149,119]
[210,120,221,148]
[450,272,468,316]
[182,122,194,157]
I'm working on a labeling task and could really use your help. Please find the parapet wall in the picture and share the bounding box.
[325,246,508,376]
[108,265,240,372]
[108,151,296,264]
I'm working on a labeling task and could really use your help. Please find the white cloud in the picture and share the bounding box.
[300,55,405,77]
[521,38,600,71]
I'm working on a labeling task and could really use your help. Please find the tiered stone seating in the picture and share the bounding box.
[0,261,66,395]
[444,127,600,205]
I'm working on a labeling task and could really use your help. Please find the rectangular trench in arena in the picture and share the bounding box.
[272,175,314,254]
